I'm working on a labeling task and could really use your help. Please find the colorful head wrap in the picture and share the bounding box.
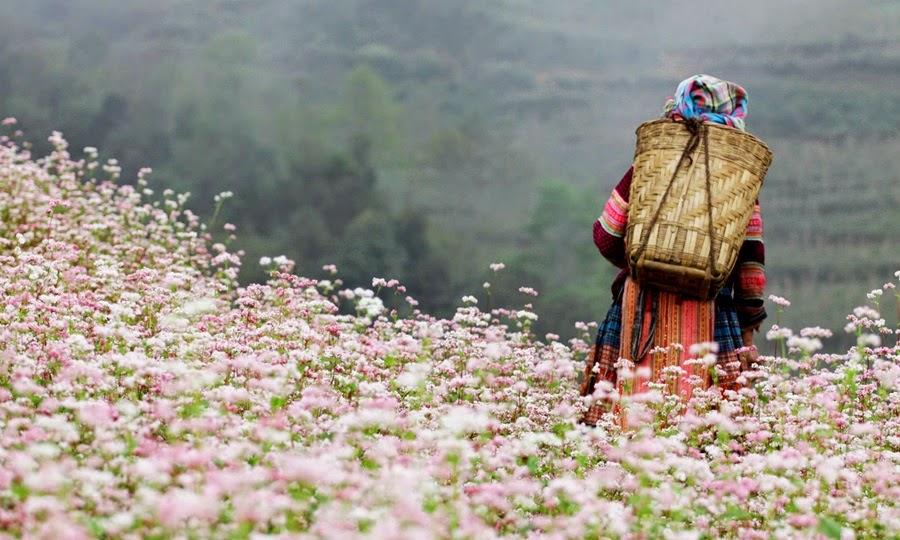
[662,74,748,131]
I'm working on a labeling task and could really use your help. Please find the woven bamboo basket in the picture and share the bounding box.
[625,118,773,299]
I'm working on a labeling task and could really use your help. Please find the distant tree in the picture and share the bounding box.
[337,208,409,288]
[338,65,404,166]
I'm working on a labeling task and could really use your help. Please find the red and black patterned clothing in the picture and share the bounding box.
[593,166,767,331]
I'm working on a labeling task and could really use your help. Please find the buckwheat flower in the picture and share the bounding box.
[768,294,791,307]
[462,295,478,304]
[441,406,490,435]
[259,256,272,266]
[663,530,701,540]
[873,359,900,389]
[867,289,883,299]
[787,336,823,353]
[766,325,793,340]
[182,297,217,317]
[65,333,91,353]
[354,287,374,298]
[483,282,490,288]
[484,342,512,359]
[322,264,338,274]
[853,306,880,319]
[156,489,218,528]
[489,262,505,272]
[858,334,881,348]
[24,463,68,493]
[397,362,430,390]
[104,513,135,536]
[800,326,833,339]
[272,255,289,266]
[28,442,61,461]
[358,296,385,318]
[339,288,356,300]
[688,341,719,356]
[103,161,121,176]
[2,117,16,125]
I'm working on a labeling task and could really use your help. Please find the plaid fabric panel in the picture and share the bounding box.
[579,302,623,426]
[713,290,745,388]
[579,301,623,393]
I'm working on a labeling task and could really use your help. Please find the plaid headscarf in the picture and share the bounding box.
[662,74,748,131]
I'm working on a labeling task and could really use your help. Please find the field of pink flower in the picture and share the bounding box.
[0,122,898,539]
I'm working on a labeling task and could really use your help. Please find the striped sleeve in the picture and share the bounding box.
[734,203,767,330]
[593,167,633,269]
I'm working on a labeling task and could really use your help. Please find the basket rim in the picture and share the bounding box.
[635,118,771,155]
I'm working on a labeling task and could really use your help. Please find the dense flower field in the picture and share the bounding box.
[0,121,898,539]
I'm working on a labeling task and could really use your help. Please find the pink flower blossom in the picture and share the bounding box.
[0,130,895,539]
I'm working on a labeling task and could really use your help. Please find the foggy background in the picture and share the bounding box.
[1,0,898,350]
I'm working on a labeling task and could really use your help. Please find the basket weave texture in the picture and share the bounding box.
[626,119,773,299]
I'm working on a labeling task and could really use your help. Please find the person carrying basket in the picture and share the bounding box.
[580,74,772,426]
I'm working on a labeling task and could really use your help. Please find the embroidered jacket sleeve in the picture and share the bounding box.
[593,166,632,268]
[593,167,633,297]
[733,202,767,330]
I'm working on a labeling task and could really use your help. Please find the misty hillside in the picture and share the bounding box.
[1,0,898,348]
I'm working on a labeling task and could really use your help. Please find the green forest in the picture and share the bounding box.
[1,0,898,350]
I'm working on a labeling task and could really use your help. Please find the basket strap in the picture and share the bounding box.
[632,118,720,290]
[630,287,658,361]
[701,123,718,292]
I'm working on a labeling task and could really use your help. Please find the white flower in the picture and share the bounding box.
[766,326,793,340]
[259,256,272,266]
[858,334,881,348]
[688,341,719,355]
[786,336,823,353]
[396,363,430,390]
[182,297,217,317]
[441,406,490,435]
[358,296,384,318]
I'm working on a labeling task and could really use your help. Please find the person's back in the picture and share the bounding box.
[580,74,769,427]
